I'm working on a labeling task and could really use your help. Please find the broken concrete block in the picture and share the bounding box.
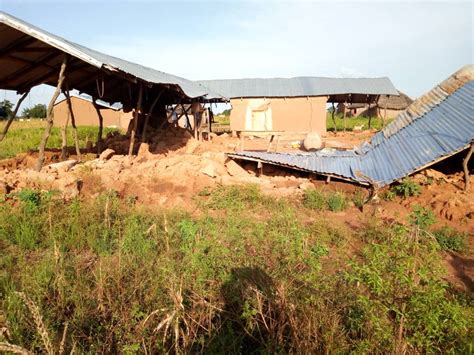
[46,159,78,173]
[303,132,322,151]
[226,160,248,177]
[99,148,115,161]
[201,163,216,178]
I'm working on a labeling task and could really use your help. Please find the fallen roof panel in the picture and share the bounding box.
[229,66,474,187]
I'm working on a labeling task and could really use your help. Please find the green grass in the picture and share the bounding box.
[0,121,119,159]
[0,186,472,353]
[326,113,392,132]
[303,188,348,212]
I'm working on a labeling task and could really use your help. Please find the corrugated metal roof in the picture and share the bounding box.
[0,11,224,100]
[229,66,474,187]
[197,76,398,99]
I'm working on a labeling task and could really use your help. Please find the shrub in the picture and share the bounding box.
[433,226,467,252]
[327,192,346,212]
[352,188,366,209]
[392,178,421,198]
[303,189,326,210]
[409,205,436,230]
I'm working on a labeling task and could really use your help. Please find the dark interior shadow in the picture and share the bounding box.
[448,252,474,293]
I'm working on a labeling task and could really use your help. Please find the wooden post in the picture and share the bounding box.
[60,110,69,160]
[367,103,372,129]
[141,89,163,144]
[128,84,144,155]
[92,97,104,155]
[207,107,211,140]
[0,89,30,141]
[331,102,337,133]
[35,55,68,172]
[64,89,81,158]
[383,103,387,128]
[463,141,474,191]
[343,101,347,133]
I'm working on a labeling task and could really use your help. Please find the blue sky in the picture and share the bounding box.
[0,0,472,109]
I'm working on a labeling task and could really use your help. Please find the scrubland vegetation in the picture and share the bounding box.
[1,185,472,353]
[326,113,391,132]
[0,121,118,159]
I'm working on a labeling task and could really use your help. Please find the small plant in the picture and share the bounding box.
[327,192,347,212]
[433,226,467,252]
[353,189,366,209]
[380,189,396,201]
[303,189,326,210]
[409,205,436,230]
[392,178,421,198]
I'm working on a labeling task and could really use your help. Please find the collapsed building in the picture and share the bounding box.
[198,77,398,136]
[229,66,474,189]
[0,11,224,169]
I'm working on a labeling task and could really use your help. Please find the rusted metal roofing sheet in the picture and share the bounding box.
[0,11,224,100]
[197,76,398,99]
[229,66,474,187]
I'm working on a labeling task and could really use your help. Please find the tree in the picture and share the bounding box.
[22,104,47,118]
[0,99,13,119]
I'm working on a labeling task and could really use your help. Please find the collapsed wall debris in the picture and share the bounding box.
[229,66,474,188]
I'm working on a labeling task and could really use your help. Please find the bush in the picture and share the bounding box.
[303,189,347,212]
[303,189,326,210]
[434,226,467,252]
[327,192,347,212]
[392,178,421,198]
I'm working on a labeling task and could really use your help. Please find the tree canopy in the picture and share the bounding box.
[22,104,47,119]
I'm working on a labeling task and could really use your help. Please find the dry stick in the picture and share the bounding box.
[35,56,68,172]
[92,97,104,155]
[0,89,30,141]
[463,141,474,191]
[142,89,163,143]
[331,102,337,133]
[343,101,347,133]
[59,108,69,160]
[129,84,144,155]
[64,89,81,157]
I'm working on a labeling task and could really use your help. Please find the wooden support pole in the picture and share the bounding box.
[343,101,347,133]
[35,55,68,172]
[0,89,30,142]
[128,84,144,155]
[463,141,474,191]
[383,103,387,128]
[331,102,337,133]
[60,109,69,160]
[92,97,104,155]
[141,89,163,143]
[64,89,81,158]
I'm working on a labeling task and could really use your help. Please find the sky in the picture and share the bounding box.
[0,0,472,112]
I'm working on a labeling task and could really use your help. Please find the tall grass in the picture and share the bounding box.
[0,121,119,159]
[0,186,472,353]
[326,113,392,132]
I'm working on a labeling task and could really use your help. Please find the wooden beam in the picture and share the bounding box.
[128,84,144,155]
[463,141,474,191]
[64,88,81,158]
[0,89,30,141]
[16,58,89,92]
[92,97,105,155]
[0,51,60,86]
[0,36,37,59]
[35,55,68,171]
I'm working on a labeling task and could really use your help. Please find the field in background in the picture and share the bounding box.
[326,113,392,132]
[0,120,119,159]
